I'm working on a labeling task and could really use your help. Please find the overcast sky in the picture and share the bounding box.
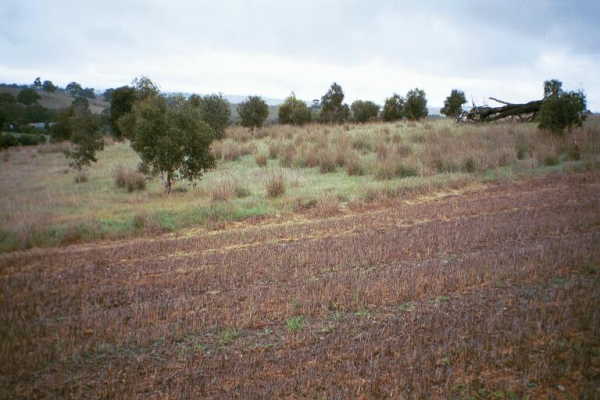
[1,0,599,110]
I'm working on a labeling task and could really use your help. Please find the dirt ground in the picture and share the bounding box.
[1,171,599,399]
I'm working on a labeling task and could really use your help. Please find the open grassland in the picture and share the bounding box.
[1,119,600,253]
[0,85,109,114]
[1,171,599,398]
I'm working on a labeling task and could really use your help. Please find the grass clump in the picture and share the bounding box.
[113,166,146,192]
[74,171,88,183]
[255,153,268,167]
[266,173,286,198]
[318,151,337,173]
[345,154,366,176]
[286,316,305,332]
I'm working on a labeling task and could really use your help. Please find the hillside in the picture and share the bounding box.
[0,85,109,114]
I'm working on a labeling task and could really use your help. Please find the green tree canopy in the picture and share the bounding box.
[33,77,42,89]
[543,79,562,99]
[66,82,83,97]
[42,80,57,92]
[538,80,587,135]
[109,86,137,139]
[351,100,380,123]
[17,88,41,105]
[237,96,269,128]
[319,82,350,123]
[64,106,104,171]
[278,93,312,125]
[404,88,428,120]
[382,94,405,122]
[127,95,216,193]
[190,94,231,139]
[441,89,467,119]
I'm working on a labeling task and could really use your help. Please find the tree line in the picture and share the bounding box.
[1,75,588,194]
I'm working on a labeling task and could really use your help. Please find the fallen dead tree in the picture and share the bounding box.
[459,98,543,123]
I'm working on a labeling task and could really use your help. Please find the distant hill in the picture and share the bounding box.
[0,85,109,114]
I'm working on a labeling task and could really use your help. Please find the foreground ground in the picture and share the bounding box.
[1,171,599,399]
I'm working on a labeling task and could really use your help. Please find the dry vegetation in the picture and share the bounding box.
[1,171,599,398]
[2,118,599,253]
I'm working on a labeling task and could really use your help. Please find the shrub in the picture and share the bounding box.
[0,133,19,149]
[17,88,40,105]
[537,86,587,135]
[16,134,45,146]
[351,100,380,123]
[192,94,231,139]
[440,89,467,119]
[404,88,428,120]
[319,83,350,124]
[255,153,268,167]
[279,93,312,125]
[238,96,269,128]
[266,173,285,198]
[382,94,404,122]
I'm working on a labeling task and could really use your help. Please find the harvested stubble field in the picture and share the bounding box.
[1,170,600,399]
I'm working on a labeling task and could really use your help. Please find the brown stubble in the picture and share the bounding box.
[1,171,599,398]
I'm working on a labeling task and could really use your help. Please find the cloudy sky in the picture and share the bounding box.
[1,0,599,110]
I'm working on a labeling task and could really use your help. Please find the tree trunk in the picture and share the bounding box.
[165,171,172,194]
[460,99,543,123]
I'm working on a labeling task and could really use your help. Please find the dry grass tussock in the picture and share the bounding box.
[265,171,286,197]
[210,176,251,201]
[113,165,146,192]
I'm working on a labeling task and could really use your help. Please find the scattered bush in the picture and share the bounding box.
[404,88,428,120]
[191,94,231,139]
[537,79,587,135]
[238,96,269,128]
[279,94,312,125]
[441,89,467,119]
[266,173,285,198]
[382,94,405,122]
[351,100,380,123]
